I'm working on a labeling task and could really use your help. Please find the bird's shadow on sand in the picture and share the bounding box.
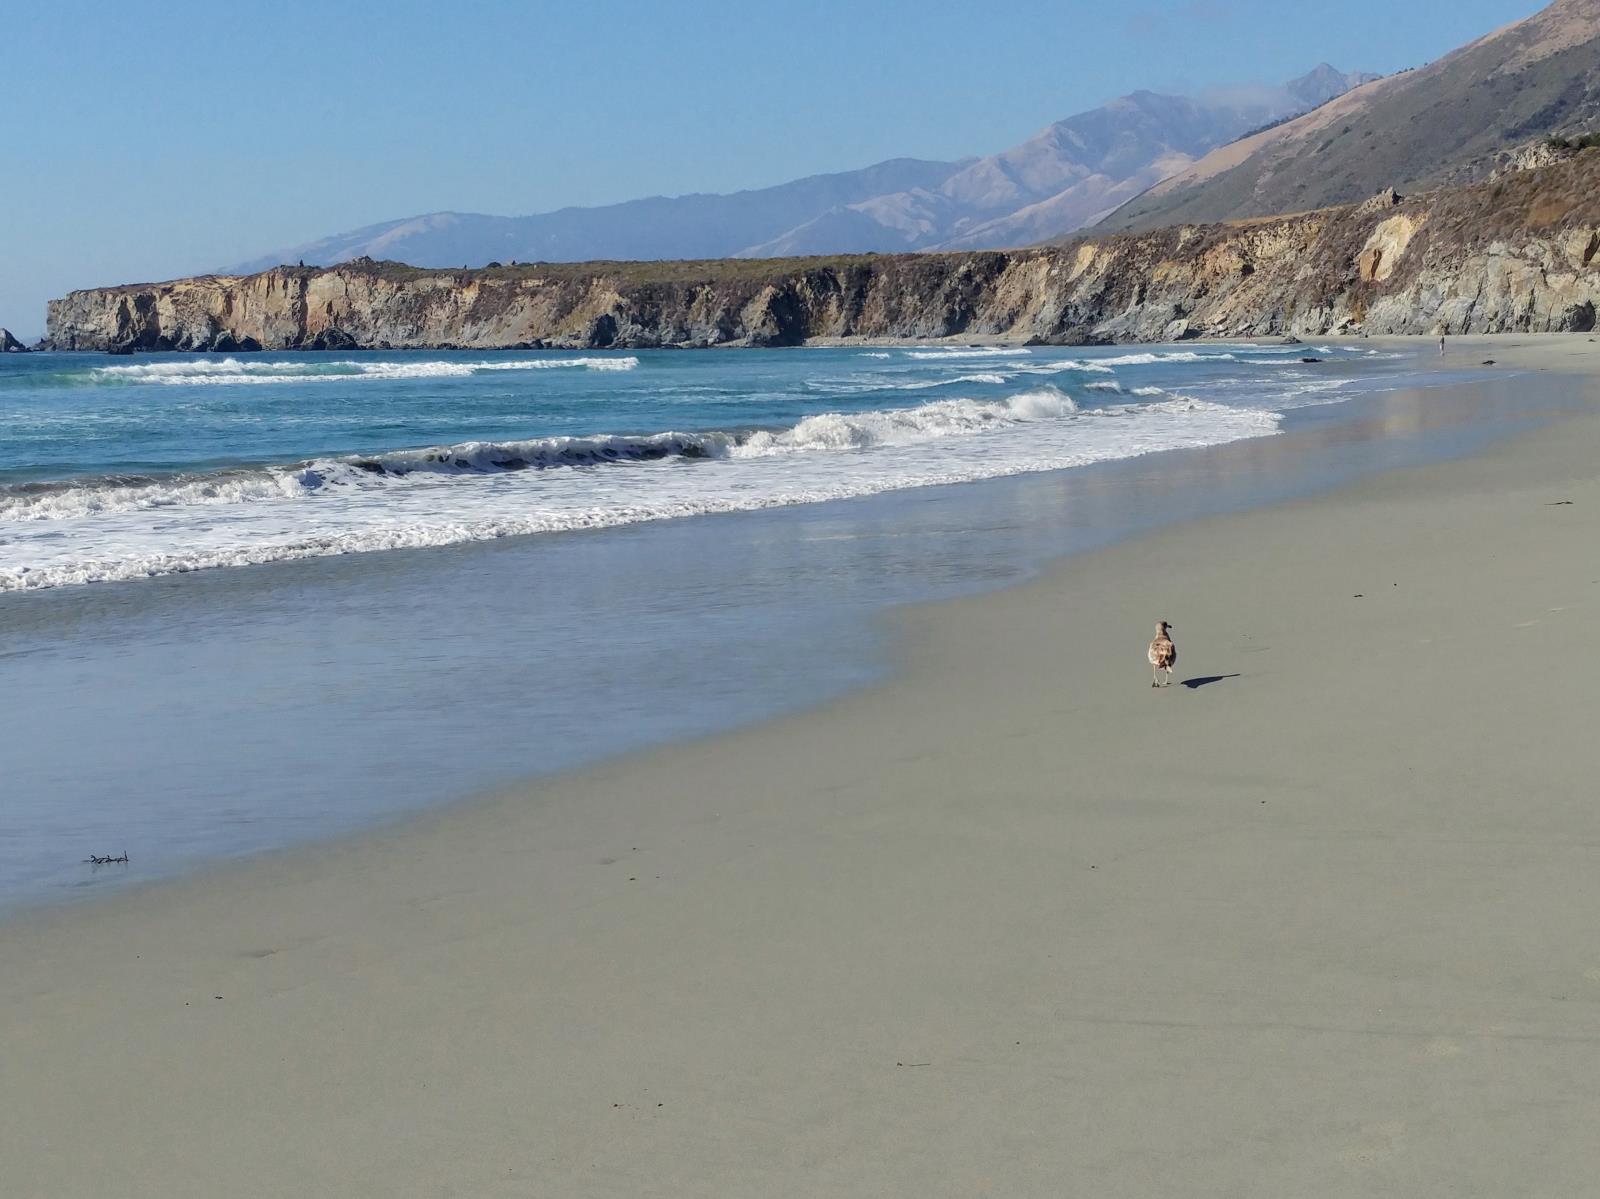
[1180,674,1241,690]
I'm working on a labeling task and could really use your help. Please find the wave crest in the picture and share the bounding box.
[902,346,1034,360]
[83,356,639,385]
[734,387,1079,455]
[0,386,1094,521]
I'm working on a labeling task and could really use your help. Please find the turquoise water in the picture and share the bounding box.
[0,341,1549,912]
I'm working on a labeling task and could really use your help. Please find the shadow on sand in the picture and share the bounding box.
[1180,674,1241,690]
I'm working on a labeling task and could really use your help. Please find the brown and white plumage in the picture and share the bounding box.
[1148,620,1176,687]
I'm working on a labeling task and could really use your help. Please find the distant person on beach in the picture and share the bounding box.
[1439,335,1446,357]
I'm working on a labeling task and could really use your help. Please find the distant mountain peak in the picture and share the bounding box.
[1287,63,1381,108]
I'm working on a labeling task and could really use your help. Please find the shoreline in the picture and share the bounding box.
[5,335,1599,1193]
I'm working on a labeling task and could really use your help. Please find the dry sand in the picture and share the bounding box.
[4,337,1599,1197]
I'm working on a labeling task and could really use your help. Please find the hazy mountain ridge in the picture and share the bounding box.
[230,158,972,275]
[1099,0,1600,232]
[230,66,1373,273]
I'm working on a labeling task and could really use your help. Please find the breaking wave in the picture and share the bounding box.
[82,356,640,385]
[0,388,1097,524]
[1086,382,1168,396]
[883,372,1012,390]
[735,387,1080,454]
[0,432,729,522]
[902,346,1034,360]
[1093,351,1236,367]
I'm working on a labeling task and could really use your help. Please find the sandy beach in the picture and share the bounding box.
[4,336,1598,1197]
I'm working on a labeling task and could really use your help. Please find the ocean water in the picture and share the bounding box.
[1,344,1381,590]
[0,342,1564,912]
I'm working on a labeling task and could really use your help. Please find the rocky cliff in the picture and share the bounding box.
[47,152,1600,351]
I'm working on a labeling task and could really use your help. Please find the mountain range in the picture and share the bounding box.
[231,66,1375,274]
[1100,0,1600,231]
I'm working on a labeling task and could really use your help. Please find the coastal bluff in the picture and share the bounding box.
[46,153,1600,352]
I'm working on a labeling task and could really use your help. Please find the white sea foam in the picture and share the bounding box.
[735,387,1080,455]
[1012,359,1116,376]
[85,356,639,385]
[885,372,1013,390]
[902,346,1033,360]
[1090,385,1168,397]
[1092,351,1237,366]
[806,370,1017,395]
[1270,378,1358,408]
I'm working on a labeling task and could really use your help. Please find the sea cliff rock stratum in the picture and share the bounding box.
[46,153,1600,351]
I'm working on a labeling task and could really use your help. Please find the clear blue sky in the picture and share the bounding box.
[1,0,1545,338]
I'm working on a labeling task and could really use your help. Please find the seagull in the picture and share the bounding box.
[1148,621,1177,688]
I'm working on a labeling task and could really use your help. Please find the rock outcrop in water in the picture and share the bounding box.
[45,153,1600,351]
[1,328,28,352]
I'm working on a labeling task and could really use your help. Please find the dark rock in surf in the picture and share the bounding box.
[303,326,359,351]
[201,331,264,353]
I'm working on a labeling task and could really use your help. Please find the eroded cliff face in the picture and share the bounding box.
[46,154,1600,351]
